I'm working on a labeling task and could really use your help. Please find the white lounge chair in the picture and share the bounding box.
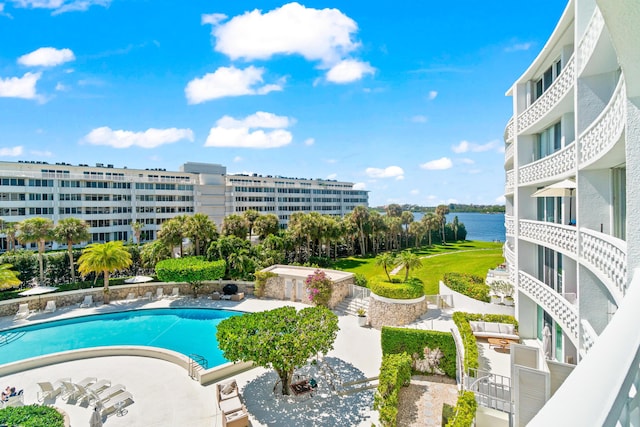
[36,378,69,402]
[86,379,111,394]
[66,377,97,402]
[44,300,56,313]
[80,295,93,308]
[156,288,164,299]
[124,293,136,303]
[14,303,30,320]
[143,291,153,300]
[0,389,24,408]
[170,287,179,298]
[95,384,126,404]
[101,391,133,416]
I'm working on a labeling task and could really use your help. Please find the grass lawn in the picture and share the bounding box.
[333,241,504,295]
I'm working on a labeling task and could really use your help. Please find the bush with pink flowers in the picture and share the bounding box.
[304,269,333,307]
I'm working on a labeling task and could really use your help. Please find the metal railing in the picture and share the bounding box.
[188,354,208,380]
[466,368,514,415]
[348,284,371,300]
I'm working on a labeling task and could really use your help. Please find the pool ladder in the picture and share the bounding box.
[188,354,208,380]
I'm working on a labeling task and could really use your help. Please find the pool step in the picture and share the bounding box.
[0,331,26,347]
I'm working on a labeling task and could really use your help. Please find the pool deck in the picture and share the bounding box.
[0,296,382,426]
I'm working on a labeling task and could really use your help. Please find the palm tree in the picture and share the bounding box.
[350,206,370,256]
[185,213,218,256]
[452,216,460,241]
[435,205,450,244]
[17,217,54,283]
[53,217,90,283]
[396,250,423,282]
[401,211,414,248]
[158,215,187,256]
[385,204,402,218]
[243,210,260,239]
[78,241,132,303]
[221,214,249,239]
[0,264,21,290]
[375,252,396,282]
[3,222,18,252]
[131,221,144,245]
[254,214,280,240]
[422,213,440,246]
[409,220,427,248]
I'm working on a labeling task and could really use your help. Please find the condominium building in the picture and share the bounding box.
[0,160,368,250]
[503,0,639,425]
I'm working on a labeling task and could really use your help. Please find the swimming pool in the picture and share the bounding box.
[0,308,241,367]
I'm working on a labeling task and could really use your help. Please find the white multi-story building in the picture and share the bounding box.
[503,0,640,425]
[0,160,367,249]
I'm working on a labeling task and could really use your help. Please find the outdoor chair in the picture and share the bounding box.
[14,303,29,320]
[80,295,93,308]
[156,288,164,299]
[0,389,23,408]
[230,292,245,302]
[170,287,180,298]
[216,380,246,416]
[86,379,111,394]
[290,378,317,397]
[143,291,153,300]
[124,293,136,303]
[101,391,133,417]
[223,408,249,427]
[94,384,126,405]
[36,378,69,402]
[44,300,56,314]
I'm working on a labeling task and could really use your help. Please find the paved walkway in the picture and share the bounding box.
[0,297,382,427]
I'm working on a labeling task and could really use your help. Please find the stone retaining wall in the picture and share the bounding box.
[368,292,428,329]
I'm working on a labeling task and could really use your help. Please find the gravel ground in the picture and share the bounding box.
[397,375,459,427]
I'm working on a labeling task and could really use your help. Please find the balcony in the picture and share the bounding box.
[577,8,604,75]
[505,143,514,166]
[579,76,626,167]
[580,228,627,304]
[505,170,514,194]
[505,215,514,237]
[580,319,598,357]
[504,117,515,143]
[519,141,576,186]
[518,271,579,344]
[519,219,577,258]
[518,55,575,133]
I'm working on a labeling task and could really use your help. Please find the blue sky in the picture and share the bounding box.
[0,0,567,207]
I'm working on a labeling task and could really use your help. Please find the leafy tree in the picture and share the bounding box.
[217,306,339,396]
[140,240,172,269]
[222,214,249,239]
[304,269,333,307]
[207,235,250,278]
[435,205,450,244]
[185,213,218,256]
[396,250,423,282]
[385,204,402,218]
[0,251,37,285]
[400,211,414,248]
[349,206,370,256]
[254,214,280,240]
[452,216,460,241]
[158,215,188,256]
[53,217,90,283]
[0,264,20,290]
[422,213,440,246]
[375,252,396,282]
[409,220,427,248]
[78,241,132,303]
[156,256,225,297]
[3,222,18,252]
[17,217,54,283]
[243,209,260,239]
[131,221,144,245]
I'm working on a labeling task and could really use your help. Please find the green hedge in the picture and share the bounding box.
[374,352,412,427]
[443,273,490,302]
[370,280,423,300]
[452,312,518,371]
[156,257,226,297]
[381,327,456,378]
[0,405,64,427]
[445,391,477,427]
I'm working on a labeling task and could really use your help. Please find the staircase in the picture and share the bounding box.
[334,296,370,317]
[337,376,379,396]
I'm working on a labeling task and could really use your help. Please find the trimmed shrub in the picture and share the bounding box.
[0,405,64,427]
[156,256,225,297]
[443,272,490,302]
[445,391,477,427]
[381,327,456,378]
[304,269,333,307]
[370,279,423,300]
[374,352,412,427]
[453,311,518,371]
[354,273,368,288]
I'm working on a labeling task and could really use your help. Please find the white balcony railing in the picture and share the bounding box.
[518,55,575,133]
[519,141,576,186]
[505,215,514,237]
[528,268,640,427]
[519,220,578,258]
[577,8,605,74]
[505,143,514,164]
[580,319,598,357]
[505,170,514,194]
[505,117,515,143]
[518,271,579,344]
[580,228,627,304]
[579,76,626,167]
[504,242,516,284]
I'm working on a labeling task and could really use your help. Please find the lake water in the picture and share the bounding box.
[412,212,505,242]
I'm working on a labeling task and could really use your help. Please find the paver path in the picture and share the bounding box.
[397,375,458,426]
[390,248,497,276]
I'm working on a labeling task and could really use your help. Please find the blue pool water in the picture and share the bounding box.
[0,308,241,367]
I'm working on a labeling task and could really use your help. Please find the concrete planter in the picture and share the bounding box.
[358,316,368,327]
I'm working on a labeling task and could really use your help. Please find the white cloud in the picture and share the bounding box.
[208,3,359,65]
[452,139,501,153]
[9,0,110,14]
[233,156,243,162]
[325,158,337,164]
[0,3,13,18]
[18,47,75,67]
[0,146,23,156]
[420,157,453,170]
[326,173,337,180]
[411,115,427,123]
[55,82,68,91]
[495,195,506,204]
[505,42,533,52]
[205,112,294,149]
[410,189,419,195]
[304,138,315,146]
[201,13,227,26]
[468,169,482,174]
[365,166,404,180]
[185,66,283,104]
[325,59,374,83]
[353,182,366,190]
[30,149,53,157]
[428,90,438,100]
[0,72,41,99]
[460,158,475,164]
[83,127,194,149]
